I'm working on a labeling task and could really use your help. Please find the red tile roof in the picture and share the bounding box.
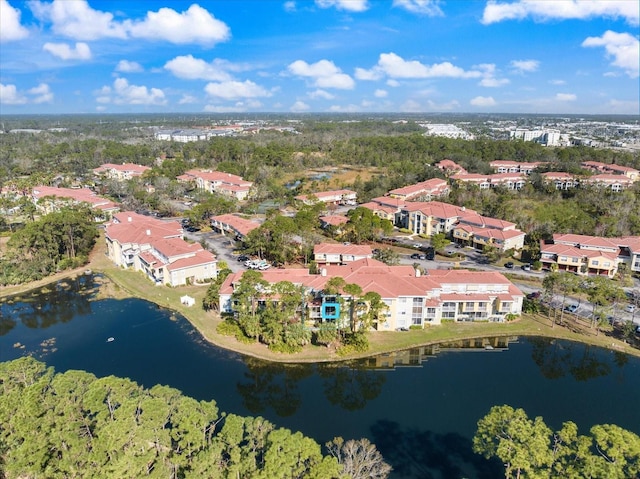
[314,243,373,256]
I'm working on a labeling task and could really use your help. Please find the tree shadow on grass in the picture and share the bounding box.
[371,419,502,479]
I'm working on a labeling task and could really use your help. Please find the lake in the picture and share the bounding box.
[2,275,639,478]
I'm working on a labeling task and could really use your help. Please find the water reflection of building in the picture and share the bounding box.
[364,336,519,370]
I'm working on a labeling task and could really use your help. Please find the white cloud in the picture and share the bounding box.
[427,99,460,111]
[284,1,296,12]
[555,93,577,101]
[510,59,540,73]
[363,53,482,79]
[470,95,496,107]
[291,101,310,112]
[0,82,53,104]
[582,30,639,78]
[480,77,510,87]
[29,1,230,45]
[354,67,382,81]
[392,0,443,16]
[0,83,28,104]
[30,0,127,40]
[374,89,388,98]
[549,79,566,85]
[1,0,29,42]
[126,4,230,45]
[28,83,53,103]
[43,42,91,60]
[386,79,400,87]
[97,78,167,105]
[315,0,369,12]
[288,59,355,89]
[309,89,335,99]
[116,60,143,73]
[482,0,639,25]
[178,94,197,104]
[164,55,233,81]
[204,80,271,100]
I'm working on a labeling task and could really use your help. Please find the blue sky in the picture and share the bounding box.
[1,0,638,115]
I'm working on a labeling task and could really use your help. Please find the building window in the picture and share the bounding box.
[412,298,423,325]
[592,260,599,266]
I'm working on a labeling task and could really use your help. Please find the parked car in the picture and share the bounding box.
[504,262,514,269]
[237,255,250,262]
[564,304,579,313]
[625,304,636,313]
[521,263,531,271]
[410,253,421,259]
[526,291,541,300]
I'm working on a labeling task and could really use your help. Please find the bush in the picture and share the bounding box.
[337,332,369,356]
[409,324,423,330]
[216,319,241,337]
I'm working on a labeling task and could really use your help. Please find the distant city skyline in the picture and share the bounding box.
[1,0,638,115]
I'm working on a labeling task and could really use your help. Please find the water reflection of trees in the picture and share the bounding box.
[317,363,386,411]
[370,419,502,479]
[236,359,313,417]
[236,358,386,417]
[529,338,612,381]
[0,275,98,335]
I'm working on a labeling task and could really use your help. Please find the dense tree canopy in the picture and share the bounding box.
[0,357,391,479]
[1,206,98,285]
[473,405,640,479]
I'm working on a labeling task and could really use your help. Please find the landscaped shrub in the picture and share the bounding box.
[216,319,241,337]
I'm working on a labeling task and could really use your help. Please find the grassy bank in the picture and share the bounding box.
[3,236,639,362]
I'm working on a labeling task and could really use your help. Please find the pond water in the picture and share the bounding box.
[2,275,640,478]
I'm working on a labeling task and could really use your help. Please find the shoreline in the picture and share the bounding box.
[2,239,639,362]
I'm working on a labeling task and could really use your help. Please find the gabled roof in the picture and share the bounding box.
[167,250,217,271]
[388,178,449,197]
[295,189,356,202]
[93,163,150,174]
[32,185,119,211]
[314,243,373,256]
[106,211,182,245]
[458,213,516,231]
[183,169,252,186]
[553,233,619,250]
[211,213,260,236]
[319,215,349,226]
[402,201,473,219]
[220,258,520,301]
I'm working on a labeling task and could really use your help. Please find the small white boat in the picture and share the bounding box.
[484,345,494,350]
[107,337,115,342]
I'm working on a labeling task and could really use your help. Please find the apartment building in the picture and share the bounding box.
[489,160,545,175]
[313,243,373,265]
[294,189,357,206]
[105,211,217,286]
[453,214,525,252]
[388,178,450,201]
[178,169,253,201]
[218,258,523,329]
[399,201,474,236]
[31,185,120,219]
[210,213,261,239]
[92,163,151,181]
